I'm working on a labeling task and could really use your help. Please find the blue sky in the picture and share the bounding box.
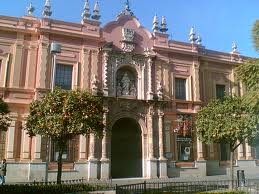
[1,0,259,57]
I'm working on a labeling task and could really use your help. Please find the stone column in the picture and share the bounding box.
[21,120,31,160]
[101,107,110,180]
[81,48,90,90]
[193,61,201,102]
[36,35,49,89]
[9,34,24,88]
[33,135,42,161]
[79,135,87,161]
[91,50,99,79]
[146,57,153,100]
[196,138,204,161]
[146,105,157,178]
[237,141,245,160]
[25,40,38,89]
[102,49,111,96]
[87,133,98,180]
[141,65,145,99]
[245,141,253,160]
[158,108,167,178]
[6,119,16,160]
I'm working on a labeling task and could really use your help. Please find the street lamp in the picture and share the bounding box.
[45,42,61,183]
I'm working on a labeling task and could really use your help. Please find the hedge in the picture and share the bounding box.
[0,183,108,194]
[195,191,248,194]
[150,191,248,194]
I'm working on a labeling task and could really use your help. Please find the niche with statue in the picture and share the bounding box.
[116,68,137,98]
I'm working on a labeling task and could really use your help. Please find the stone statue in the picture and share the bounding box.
[116,82,122,96]
[121,72,131,95]
[130,83,136,96]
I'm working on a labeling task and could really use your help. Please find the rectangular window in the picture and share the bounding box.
[175,78,186,100]
[55,64,73,90]
[51,141,69,162]
[216,84,226,100]
[220,143,230,161]
[178,142,193,161]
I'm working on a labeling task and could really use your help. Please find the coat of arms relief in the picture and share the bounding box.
[121,28,135,52]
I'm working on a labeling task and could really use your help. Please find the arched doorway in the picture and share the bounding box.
[111,117,142,178]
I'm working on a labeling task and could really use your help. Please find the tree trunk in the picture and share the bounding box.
[57,144,65,184]
[230,150,234,190]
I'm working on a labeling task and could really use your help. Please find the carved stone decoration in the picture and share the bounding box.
[116,69,137,97]
[122,28,135,42]
[91,75,99,95]
[102,49,111,96]
[157,82,164,100]
[109,52,145,97]
[121,28,135,52]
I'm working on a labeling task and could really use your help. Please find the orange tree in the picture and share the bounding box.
[25,88,104,184]
[195,95,257,186]
[0,98,10,132]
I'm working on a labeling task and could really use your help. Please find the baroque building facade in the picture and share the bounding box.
[0,1,258,182]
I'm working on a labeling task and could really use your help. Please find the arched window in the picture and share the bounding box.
[116,68,137,98]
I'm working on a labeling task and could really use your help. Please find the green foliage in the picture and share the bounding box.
[25,88,104,183]
[235,60,259,91]
[252,20,259,51]
[195,95,257,151]
[197,191,247,194]
[235,60,259,115]
[0,183,108,194]
[25,88,104,140]
[0,98,11,132]
[148,191,247,194]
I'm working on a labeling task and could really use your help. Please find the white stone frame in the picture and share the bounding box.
[0,53,10,88]
[174,75,192,101]
[54,60,79,90]
[110,112,148,178]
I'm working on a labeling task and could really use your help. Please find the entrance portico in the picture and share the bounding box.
[111,117,142,178]
[98,98,168,180]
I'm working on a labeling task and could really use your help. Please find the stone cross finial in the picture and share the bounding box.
[152,14,159,33]
[82,0,91,22]
[117,0,134,17]
[42,0,52,18]
[189,27,198,44]
[27,2,35,16]
[125,0,130,11]
[232,41,238,53]
[160,16,168,33]
[92,1,101,20]
[196,35,202,45]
